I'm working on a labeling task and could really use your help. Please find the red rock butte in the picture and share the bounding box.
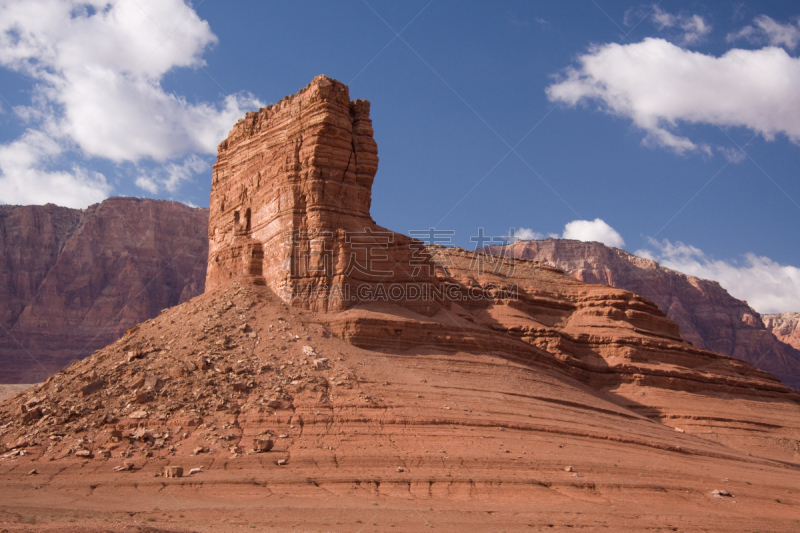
[206,75,441,313]
[2,76,800,531]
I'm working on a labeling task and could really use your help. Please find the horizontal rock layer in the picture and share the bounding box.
[485,239,800,391]
[2,75,800,529]
[0,281,799,530]
[207,75,441,313]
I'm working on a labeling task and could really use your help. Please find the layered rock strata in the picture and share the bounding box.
[2,76,800,530]
[764,312,800,351]
[206,75,441,314]
[2,281,800,530]
[0,198,208,383]
[484,239,800,391]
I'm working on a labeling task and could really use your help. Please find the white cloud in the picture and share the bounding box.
[134,175,160,196]
[509,227,545,242]
[649,6,711,46]
[562,218,625,248]
[0,130,110,208]
[0,0,260,207]
[679,14,712,45]
[135,154,209,195]
[636,238,800,314]
[718,146,746,163]
[507,221,624,247]
[649,6,677,29]
[546,38,800,155]
[624,5,711,46]
[728,15,800,50]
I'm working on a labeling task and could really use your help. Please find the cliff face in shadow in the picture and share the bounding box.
[0,198,208,383]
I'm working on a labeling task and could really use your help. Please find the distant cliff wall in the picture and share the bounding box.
[0,198,208,383]
[764,312,800,351]
[485,239,800,391]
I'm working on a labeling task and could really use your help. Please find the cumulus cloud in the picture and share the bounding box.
[636,238,800,314]
[546,38,800,155]
[562,218,625,247]
[0,0,260,207]
[728,15,800,50]
[507,220,624,247]
[0,130,110,207]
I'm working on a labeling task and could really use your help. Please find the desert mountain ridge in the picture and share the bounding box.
[0,198,208,383]
[4,199,800,394]
[1,75,799,530]
[485,238,800,391]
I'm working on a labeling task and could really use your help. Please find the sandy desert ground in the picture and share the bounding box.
[1,282,798,532]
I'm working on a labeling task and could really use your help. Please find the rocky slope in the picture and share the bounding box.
[485,239,800,391]
[2,279,799,531]
[764,311,800,351]
[1,76,800,531]
[0,198,208,383]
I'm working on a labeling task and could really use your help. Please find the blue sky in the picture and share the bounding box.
[0,1,799,313]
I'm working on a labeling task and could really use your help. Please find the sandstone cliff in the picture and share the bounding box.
[207,75,441,314]
[2,77,800,530]
[0,198,208,383]
[484,239,800,391]
[764,311,800,351]
[0,204,82,333]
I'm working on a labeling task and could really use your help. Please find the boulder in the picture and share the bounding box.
[164,466,184,478]
[253,438,274,453]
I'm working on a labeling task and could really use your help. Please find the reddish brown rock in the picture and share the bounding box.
[77,379,104,398]
[207,75,441,313]
[764,312,800,351]
[0,198,208,383]
[484,239,800,391]
[164,466,183,478]
[253,437,273,452]
[2,76,800,530]
[0,204,81,334]
[18,404,41,424]
[0,278,798,530]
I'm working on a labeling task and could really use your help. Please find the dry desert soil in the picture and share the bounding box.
[0,281,798,533]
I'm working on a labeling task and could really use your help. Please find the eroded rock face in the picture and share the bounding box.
[0,204,82,334]
[206,75,441,313]
[483,239,800,391]
[0,198,208,383]
[2,76,800,529]
[764,312,800,351]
